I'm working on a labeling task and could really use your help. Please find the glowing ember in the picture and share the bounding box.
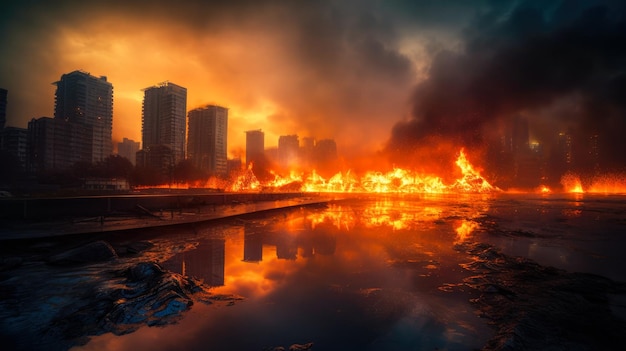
[455,220,479,243]
[561,173,584,193]
[588,174,626,194]
[227,164,260,192]
[538,185,552,194]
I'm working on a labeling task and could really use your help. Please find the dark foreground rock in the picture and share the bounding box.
[0,248,242,351]
[455,241,626,350]
[47,240,118,265]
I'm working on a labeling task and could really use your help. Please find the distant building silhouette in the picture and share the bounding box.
[187,105,228,176]
[53,70,113,165]
[117,137,140,165]
[26,117,55,174]
[245,129,272,179]
[278,134,299,169]
[245,129,264,167]
[1,126,27,171]
[141,81,187,165]
[0,88,7,130]
[300,137,315,168]
[314,139,338,164]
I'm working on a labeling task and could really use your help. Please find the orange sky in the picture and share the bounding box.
[2,1,460,160]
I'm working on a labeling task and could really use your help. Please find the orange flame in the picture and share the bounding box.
[561,173,584,193]
[140,148,501,194]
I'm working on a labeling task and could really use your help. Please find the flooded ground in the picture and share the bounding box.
[1,194,625,350]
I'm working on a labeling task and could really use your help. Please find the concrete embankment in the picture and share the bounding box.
[0,192,335,240]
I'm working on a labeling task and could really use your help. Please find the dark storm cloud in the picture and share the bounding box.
[387,0,626,169]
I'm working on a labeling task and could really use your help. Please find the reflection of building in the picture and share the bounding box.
[187,105,228,176]
[117,138,140,165]
[243,224,263,262]
[164,239,225,287]
[53,70,113,164]
[141,81,187,165]
[242,221,336,263]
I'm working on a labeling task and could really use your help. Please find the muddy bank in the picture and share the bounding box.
[0,240,242,351]
[453,241,626,350]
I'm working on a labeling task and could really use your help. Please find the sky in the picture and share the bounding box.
[1,0,625,170]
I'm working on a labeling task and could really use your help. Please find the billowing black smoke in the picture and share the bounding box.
[387,1,626,186]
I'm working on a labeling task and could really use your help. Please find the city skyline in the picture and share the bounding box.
[1,1,625,173]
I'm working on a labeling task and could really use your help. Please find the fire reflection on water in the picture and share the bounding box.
[159,196,492,301]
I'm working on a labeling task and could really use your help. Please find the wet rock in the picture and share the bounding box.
[124,241,155,255]
[47,240,118,265]
[126,261,165,281]
[264,343,313,351]
[456,241,626,350]
[289,342,314,350]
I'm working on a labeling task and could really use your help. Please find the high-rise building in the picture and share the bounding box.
[53,70,113,165]
[187,105,228,176]
[278,134,299,169]
[0,88,7,130]
[117,137,140,165]
[141,82,187,165]
[314,139,338,162]
[27,117,55,174]
[245,129,264,167]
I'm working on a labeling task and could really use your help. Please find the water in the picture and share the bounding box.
[1,194,625,350]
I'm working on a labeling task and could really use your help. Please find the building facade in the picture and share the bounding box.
[245,129,264,167]
[1,126,28,171]
[187,105,228,176]
[53,70,113,165]
[117,137,140,165]
[141,82,187,165]
[27,117,55,174]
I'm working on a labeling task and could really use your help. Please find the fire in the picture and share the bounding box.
[140,148,501,194]
[227,163,260,192]
[559,172,626,194]
[257,148,497,194]
[455,220,479,243]
[539,185,552,194]
[561,173,584,193]
[588,174,626,194]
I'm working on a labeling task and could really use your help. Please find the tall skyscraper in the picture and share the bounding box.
[141,82,187,164]
[187,105,228,176]
[53,70,113,164]
[245,129,264,167]
[0,88,7,130]
[117,137,140,165]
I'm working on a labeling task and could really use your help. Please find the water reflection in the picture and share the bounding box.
[79,196,494,351]
[162,239,226,287]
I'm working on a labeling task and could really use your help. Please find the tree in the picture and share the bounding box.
[99,155,134,179]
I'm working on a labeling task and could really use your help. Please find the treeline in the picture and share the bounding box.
[0,153,210,189]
